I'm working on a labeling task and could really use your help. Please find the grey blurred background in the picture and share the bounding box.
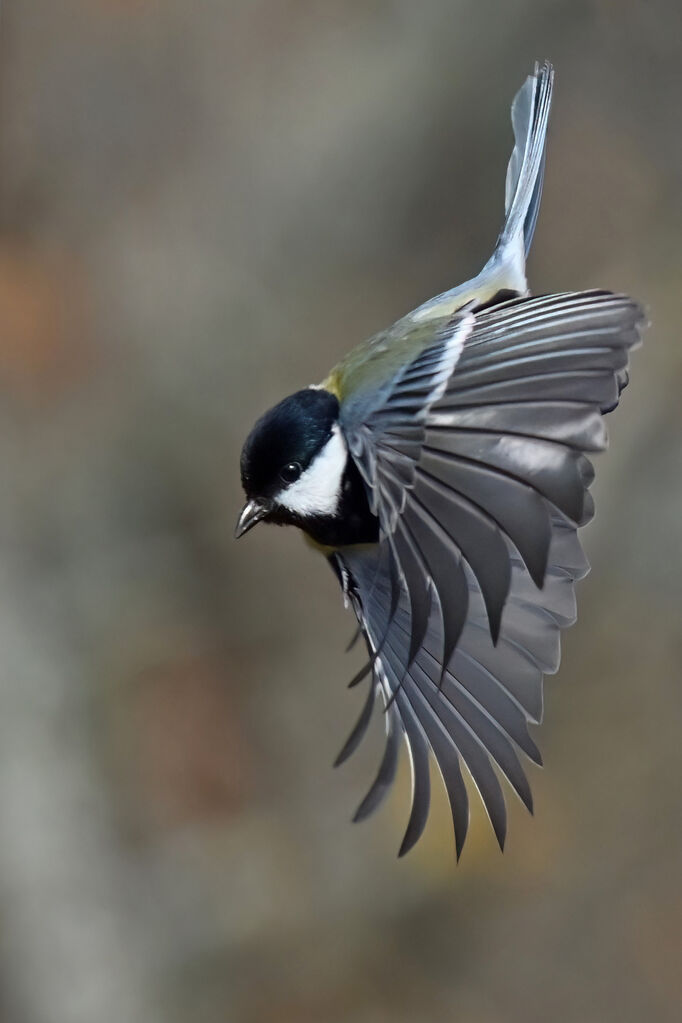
[0,2,680,1022]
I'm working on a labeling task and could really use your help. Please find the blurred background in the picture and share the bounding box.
[0,2,680,1021]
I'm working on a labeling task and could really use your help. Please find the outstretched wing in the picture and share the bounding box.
[334,290,644,858]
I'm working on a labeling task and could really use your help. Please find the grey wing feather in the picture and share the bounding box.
[334,289,644,857]
[351,699,401,822]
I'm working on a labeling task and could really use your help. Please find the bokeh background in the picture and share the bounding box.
[0,2,680,1021]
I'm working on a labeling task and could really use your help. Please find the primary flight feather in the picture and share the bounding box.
[236,62,645,859]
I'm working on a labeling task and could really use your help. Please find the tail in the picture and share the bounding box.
[405,62,554,328]
[490,61,554,292]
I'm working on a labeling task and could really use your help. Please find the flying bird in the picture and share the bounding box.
[236,62,644,859]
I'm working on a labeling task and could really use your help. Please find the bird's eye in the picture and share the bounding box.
[280,461,302,485]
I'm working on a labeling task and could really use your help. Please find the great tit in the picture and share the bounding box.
[236,62,644,859]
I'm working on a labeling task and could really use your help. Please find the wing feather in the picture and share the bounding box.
[392,687,432,857]
[332,289,643,855]
[351,700,402,822]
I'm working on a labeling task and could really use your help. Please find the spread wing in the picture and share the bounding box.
[334,290,644,858]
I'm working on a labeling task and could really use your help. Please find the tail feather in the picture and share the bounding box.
[405,61,554,328]
[495,61,554,287]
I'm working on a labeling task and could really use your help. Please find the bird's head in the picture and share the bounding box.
[236,387,346,538]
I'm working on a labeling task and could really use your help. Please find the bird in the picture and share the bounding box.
[235,61,645,860]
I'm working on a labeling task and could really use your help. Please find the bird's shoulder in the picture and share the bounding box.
[322,312,453,411]
[321,267,517,409]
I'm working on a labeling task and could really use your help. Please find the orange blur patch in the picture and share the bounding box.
[0,242,92,404]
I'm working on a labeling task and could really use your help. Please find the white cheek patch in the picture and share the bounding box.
[277,425,347,517]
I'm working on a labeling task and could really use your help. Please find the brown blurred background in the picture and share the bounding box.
[0,2,680,1021]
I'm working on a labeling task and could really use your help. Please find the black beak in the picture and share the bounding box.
[234,499,269,539]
